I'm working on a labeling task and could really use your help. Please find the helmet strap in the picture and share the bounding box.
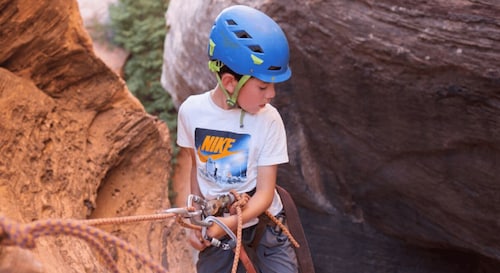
[208,60,251,108]
[229,75,251,107]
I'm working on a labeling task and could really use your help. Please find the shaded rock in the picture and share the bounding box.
[0,0,193,272]
[161,0,500,272]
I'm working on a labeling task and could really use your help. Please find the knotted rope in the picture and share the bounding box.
[228,191,300,248]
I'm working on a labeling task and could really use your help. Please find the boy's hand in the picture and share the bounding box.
[188,229,211,251]
[206,215,235,239]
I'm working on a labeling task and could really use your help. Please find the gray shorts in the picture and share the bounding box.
[197,223,298,273]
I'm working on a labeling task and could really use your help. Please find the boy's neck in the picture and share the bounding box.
[211,86,232,110]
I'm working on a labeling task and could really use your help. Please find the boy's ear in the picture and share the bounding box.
[220,73,237,94]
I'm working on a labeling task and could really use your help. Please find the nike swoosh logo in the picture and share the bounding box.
[197,146,238,163]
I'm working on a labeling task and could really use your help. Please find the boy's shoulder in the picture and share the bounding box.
[186,91,209,102]
[180,91,210,108]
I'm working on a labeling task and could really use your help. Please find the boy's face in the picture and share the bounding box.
[236,77,276,114]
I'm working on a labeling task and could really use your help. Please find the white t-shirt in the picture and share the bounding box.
[177,91,288,219]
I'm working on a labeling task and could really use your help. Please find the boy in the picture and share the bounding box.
[176,5,298,273]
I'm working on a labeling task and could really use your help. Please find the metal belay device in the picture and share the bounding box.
[165,193,238,249]
[164,192,257,273]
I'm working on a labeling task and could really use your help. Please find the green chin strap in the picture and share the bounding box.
[208,60,251,108]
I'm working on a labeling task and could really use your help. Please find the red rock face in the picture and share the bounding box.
[162,1,500,272]
[0,0,194,272]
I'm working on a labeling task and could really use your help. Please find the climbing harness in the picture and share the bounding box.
[275,185,316,273]
[165,189,301,273]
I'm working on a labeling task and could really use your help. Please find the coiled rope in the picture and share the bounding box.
[0,214,175,273]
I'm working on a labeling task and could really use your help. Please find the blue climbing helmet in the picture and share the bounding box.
[208,5,291,85]
[208,5,291,82]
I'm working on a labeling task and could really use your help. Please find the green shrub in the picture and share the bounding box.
[109,0,176,141]
[109,0,178,200]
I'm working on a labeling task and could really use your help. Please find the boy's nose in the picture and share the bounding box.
[266,85,276,99]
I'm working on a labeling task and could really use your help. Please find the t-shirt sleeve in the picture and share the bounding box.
[176,99,194,149]
[257,111,289,166]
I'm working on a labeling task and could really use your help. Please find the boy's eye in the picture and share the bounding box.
[259,86,267,90]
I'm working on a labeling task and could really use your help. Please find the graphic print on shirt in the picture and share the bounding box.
[195,128,250,185]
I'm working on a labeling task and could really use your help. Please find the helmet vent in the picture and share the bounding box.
[268,66,281,71]
[234,30,252,39]
[248,45,263,53]
[226,19,237,25]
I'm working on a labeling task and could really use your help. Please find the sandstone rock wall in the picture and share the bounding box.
[0,0,193,272]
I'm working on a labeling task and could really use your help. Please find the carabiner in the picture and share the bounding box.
[201,216,237,250]
[187,194,207,209]
[162,207,202,218]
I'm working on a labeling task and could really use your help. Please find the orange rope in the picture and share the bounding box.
[175,215,202,231]
[81,212,176,227]
[264,210,300,248]
[229,189,245,273]
[226,189,301,273]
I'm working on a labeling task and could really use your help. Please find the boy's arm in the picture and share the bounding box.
[243,164,277,221]
[182,147,211,249]
[187,147,202,197]
[207,164,277,238]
